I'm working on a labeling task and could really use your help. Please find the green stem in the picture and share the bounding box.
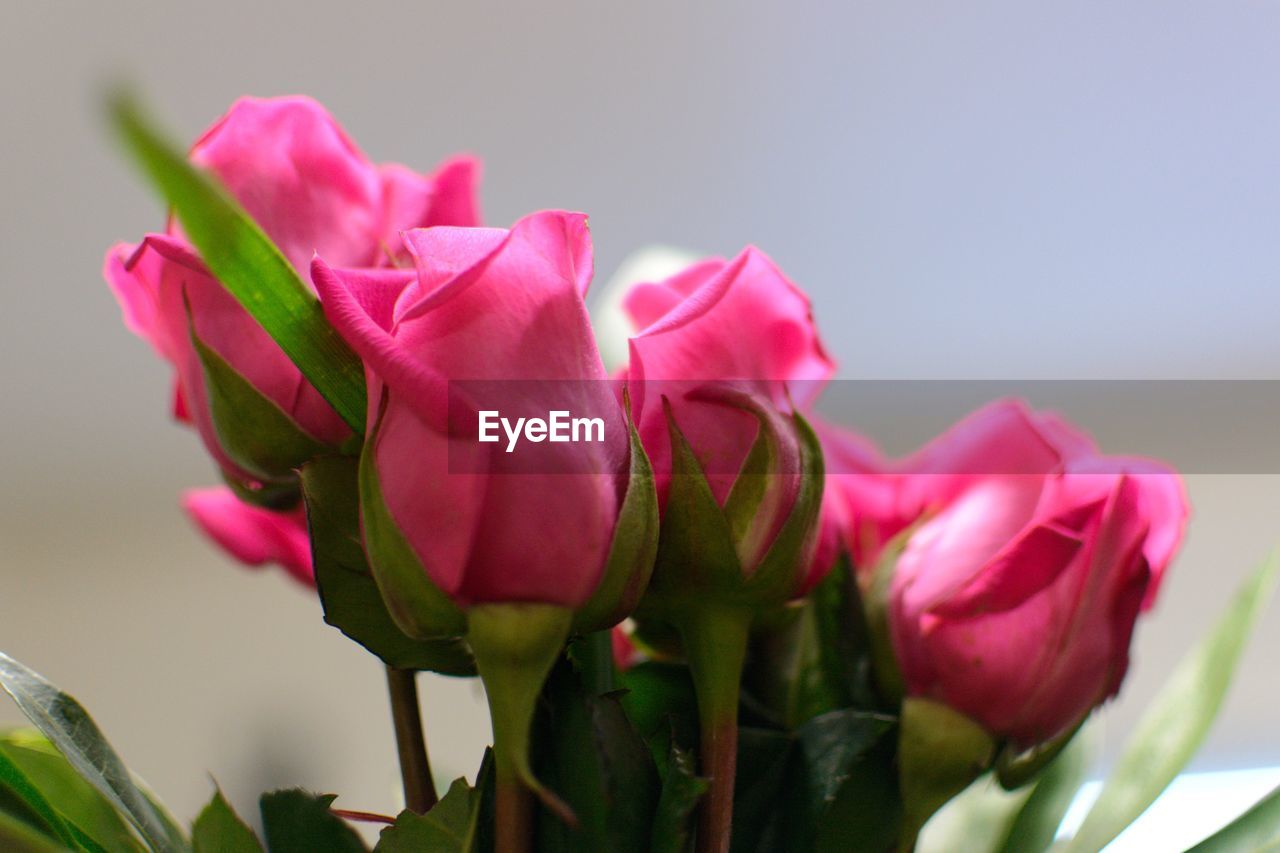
[385,666,437,813]
[468,604,576,852]
[680,606,751,853]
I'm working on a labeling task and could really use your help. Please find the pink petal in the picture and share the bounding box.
[182,487,313,586]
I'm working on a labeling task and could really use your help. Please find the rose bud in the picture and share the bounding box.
[623,248,835,607]
[617,247,833,853]
[872,401,1188,841]
[104,96,480,499]
[182,487,312,586]
[312,211,658,844]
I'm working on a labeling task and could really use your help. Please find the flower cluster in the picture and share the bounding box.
[102,97,1190,853]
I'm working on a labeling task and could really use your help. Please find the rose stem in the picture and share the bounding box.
[681,605,751,853]
[385,665,437,813]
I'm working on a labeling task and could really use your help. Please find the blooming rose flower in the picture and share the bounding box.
[313,210,631,609]
[104,96,480,488]
[879,400,1188,746]
[622,248,834,580]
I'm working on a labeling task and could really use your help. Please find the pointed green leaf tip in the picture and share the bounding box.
[0,653,188,853]
[108,89,368,433]
[259,790,367,853]
[1067,549,1280,852]
[375,777,484,853]
[193,788,262,853]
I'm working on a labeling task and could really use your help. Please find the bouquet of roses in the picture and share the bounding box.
[0,93,1273,853]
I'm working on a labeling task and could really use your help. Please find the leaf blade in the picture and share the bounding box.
[108,91,367,433]
[192,789,262,853]
[0,653,187,852]
[1067,550,1280,851]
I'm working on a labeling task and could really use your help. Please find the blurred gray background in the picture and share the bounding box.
[2,0,1278,843]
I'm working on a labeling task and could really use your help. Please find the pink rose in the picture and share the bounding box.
[882,400,1188,746]
[313,211,630,609]
[622,248,834,576]
[104,96,480,488]
[182,487,313,586]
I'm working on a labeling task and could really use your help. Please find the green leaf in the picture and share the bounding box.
[729,727,791,853]
[189,319,329,482]
[357,398,467,640]
[573,398,660,634]
[534,661,660,853]
[0,745,93,851]
[192,789,262,853]
[301,457,475,674]
[813,735,902,853]
[782,556,879,726]
[996,731,1090,853]
[649,729,707,853]
[1067,550,1280,852]
[566,632,617,697]
[375,777,482,853]
[259,790,366,853]
[0,653,187,852]
[0,808,67,853]
[781,709,896,852]
[108,91,367,433]
[1187,783,1280,852]
[617,662,699,748]
[0,730,142,853]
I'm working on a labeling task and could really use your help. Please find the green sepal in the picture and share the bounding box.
[995,716,1086,790]
[741,408,824,605]
[109,91,368,434]
[722,404,785,569]
[220,473,300,511]
[862,530,914,703]
[358,397,466,640]
[996,731,1091,853]
[647,397,743,606]
[897,697,996,848]
[573,389,659,634]
[467,604,576,824]
[301,457,475,675]
[188,310,330,482]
